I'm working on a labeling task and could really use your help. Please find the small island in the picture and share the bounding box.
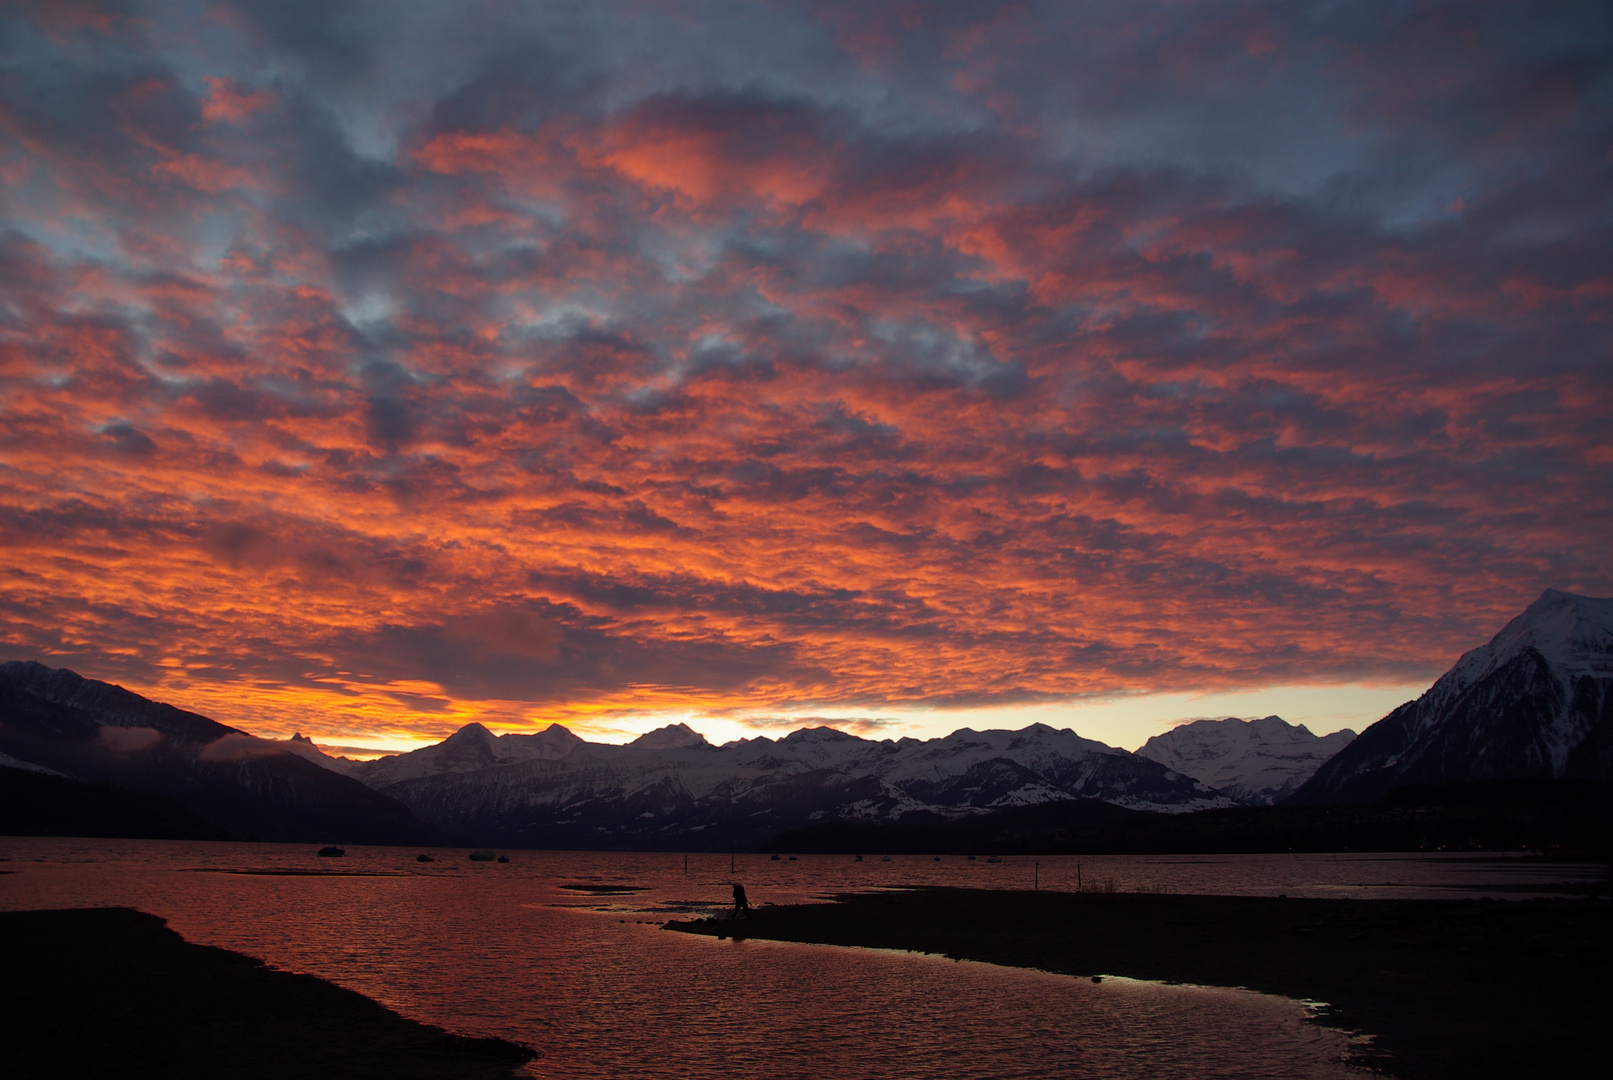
[668,887,1611,1080]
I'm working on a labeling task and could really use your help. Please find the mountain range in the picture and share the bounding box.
[4,588,1608,849]
[272,586,1613,846]
[328,720,1235,851]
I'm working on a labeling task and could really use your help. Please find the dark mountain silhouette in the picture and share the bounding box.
[0,661,459,845]
[0,765,230,840]
[1289,590,1613,805]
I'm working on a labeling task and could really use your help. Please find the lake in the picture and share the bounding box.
[2,839,1595,1078]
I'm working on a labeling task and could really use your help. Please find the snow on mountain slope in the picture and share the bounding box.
[629,723,711,751]
[0,749,67,776]
[348,719,1235,849]
[352,722,585,786]
[1290,589,1613,805]
[277,734,360,776]
[1136,716,1355,805]
[1472,590,1613,685]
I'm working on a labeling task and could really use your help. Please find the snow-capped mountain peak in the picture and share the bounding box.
[1462,589,1613,688]
[780,725,861,744]
[1136,716,1355,805]
[351,720,584,786]
[1290,589,1613,804]
[440,722,497,751]
[1398,590,1613,748]
[345,717,1236,849]
[275,733,359,775]
[629,723,711,751]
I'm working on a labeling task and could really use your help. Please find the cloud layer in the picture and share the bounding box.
[2,1,1609,743]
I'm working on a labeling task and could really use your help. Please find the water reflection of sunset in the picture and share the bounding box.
[1,2,1608,751]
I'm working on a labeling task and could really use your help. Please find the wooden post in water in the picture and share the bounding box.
[730,853,735,873]
[1077,855,1082,893]
[1035,860,1039,890]
[684,853,688,876]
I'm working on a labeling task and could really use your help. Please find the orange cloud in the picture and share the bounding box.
[567,103,833,213]
[200,78,277,124]
[2,0,1608,752]
[151,152,264,193]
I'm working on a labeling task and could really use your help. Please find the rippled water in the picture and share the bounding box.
[2,839,1593,1078]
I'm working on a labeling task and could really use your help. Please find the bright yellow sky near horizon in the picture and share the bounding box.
[319,681,1426,758]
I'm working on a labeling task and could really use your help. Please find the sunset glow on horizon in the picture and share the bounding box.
[2,2,1609,752]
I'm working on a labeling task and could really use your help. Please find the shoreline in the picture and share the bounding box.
[1,907,535,1079]
[666,887,1610,1080]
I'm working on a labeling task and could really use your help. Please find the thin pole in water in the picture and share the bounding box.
[1035,860,1039,890]
[730,853,735,873]
[684,853,688,876]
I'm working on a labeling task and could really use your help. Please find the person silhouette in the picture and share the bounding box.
[730,882,751,921]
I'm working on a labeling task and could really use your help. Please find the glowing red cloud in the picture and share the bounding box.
[0,0,1607,748]
[200,78,277,125]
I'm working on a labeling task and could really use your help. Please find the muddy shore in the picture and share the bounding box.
[1,907,534,1079]
[667,887,1610,1080]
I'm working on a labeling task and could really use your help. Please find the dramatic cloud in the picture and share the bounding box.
[1,1,1609,746]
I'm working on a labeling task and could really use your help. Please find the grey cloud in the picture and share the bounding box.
[98,420,157,457]
[337,604,822,704]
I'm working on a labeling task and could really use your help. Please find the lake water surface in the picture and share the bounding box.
[3,839,1596,1078]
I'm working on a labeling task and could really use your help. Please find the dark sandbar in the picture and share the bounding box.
[201,868,406,877]
[667,887,1610,1080]
[1,907,534,1079]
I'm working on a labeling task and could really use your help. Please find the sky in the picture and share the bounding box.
[1,1,1610,755]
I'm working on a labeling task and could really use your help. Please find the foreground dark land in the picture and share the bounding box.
[0,907,534,1079]
[669,887,1611,1080]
